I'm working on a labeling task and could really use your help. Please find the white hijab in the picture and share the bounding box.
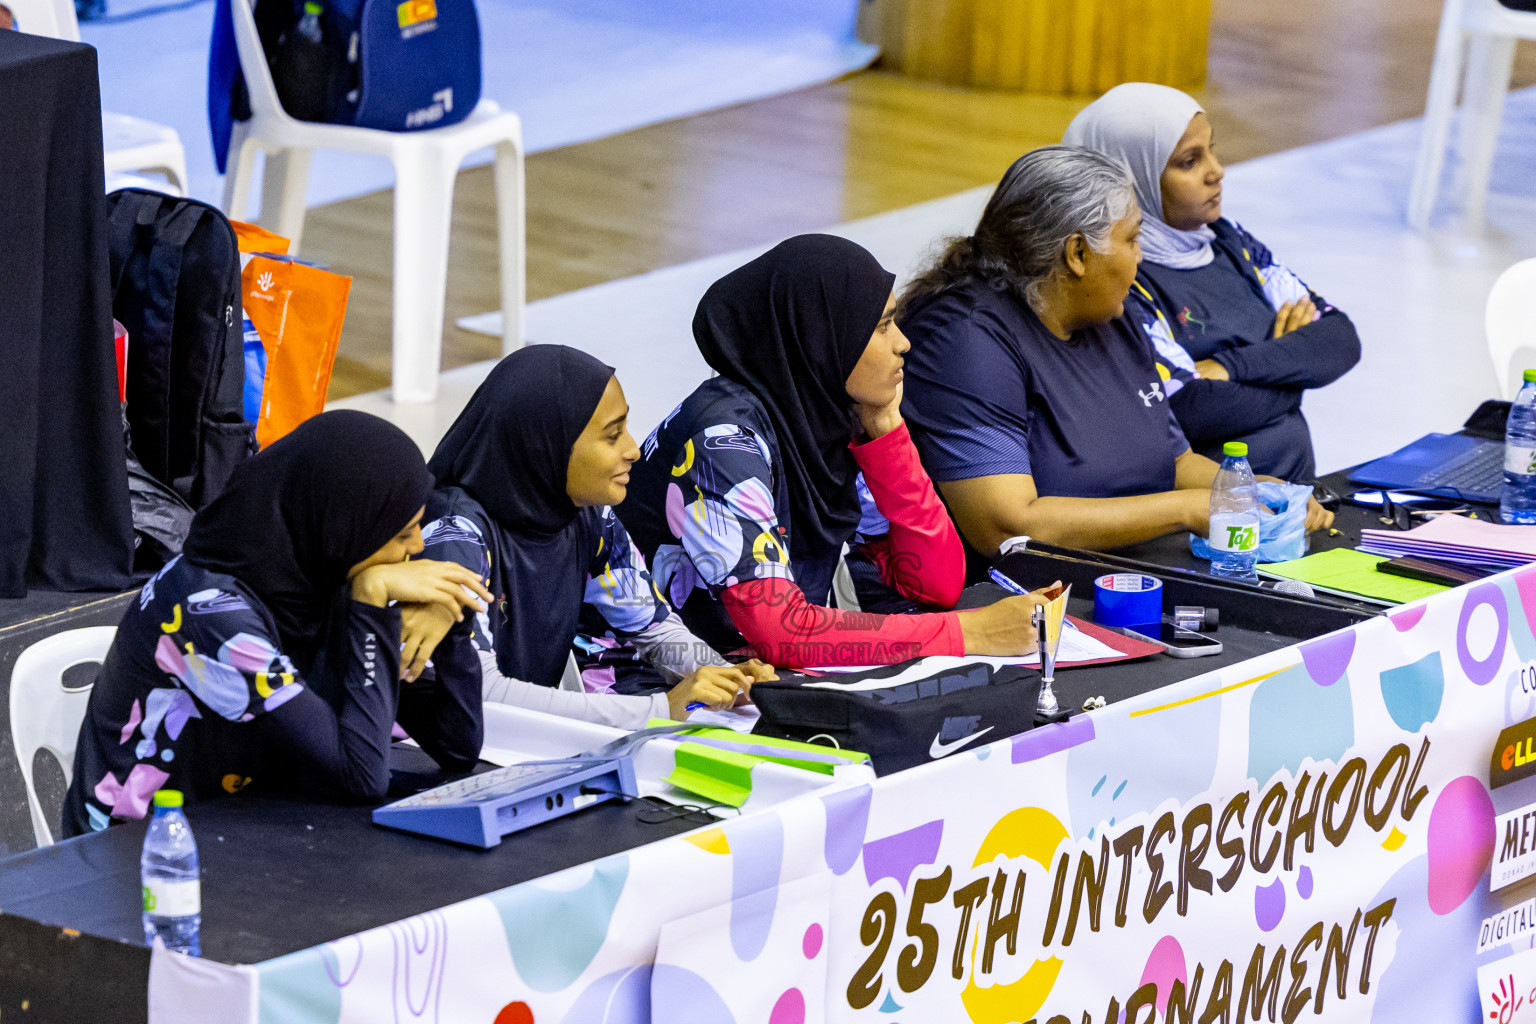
[1063,83,1215,270]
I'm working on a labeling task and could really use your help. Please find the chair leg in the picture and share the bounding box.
[1460,33,1517,232]
[259,148,313,253]
[222,124,259,221]
[390,148,457,403]
[493,138,526,356]
[1407,0,1468,229]
[164,144,190,197]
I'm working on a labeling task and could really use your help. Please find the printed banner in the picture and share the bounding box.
[172,568,1536,1024]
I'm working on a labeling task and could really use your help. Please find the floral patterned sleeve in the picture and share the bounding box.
[582,509,671,638]
[647,422,795,608]
[647,423,963,669]
[70,558,400,832]
[419,513,496,653]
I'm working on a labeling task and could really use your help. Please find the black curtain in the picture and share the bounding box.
[0,31,135,596]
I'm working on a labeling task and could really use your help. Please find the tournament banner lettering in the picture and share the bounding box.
[185,570,1536,1024]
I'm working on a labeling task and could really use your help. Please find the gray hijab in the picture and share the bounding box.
[1063,83,1215,270]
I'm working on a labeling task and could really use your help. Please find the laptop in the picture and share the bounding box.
[1348,433,1505,503]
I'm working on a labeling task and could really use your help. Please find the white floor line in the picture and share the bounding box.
[336,89,1536,476]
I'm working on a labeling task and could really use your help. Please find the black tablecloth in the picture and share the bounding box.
[0,780,714,970]
[962,553,1365,710]
[1089,464,1503,616]
[0,30,134,597]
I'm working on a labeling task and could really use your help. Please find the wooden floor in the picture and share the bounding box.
[301,0,1536,400]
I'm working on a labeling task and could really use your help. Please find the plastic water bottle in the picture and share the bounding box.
[1503,369,1536,525]
[297,0,323,44]
[1208,441,1260,581]
[272,0,333,122]
[141,790,201,956]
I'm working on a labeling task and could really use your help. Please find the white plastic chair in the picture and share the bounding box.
[7,0,189,194]
[9,626,115,848]
[1407,0,1536,230]
[221,0,526,403]
[1488,258,1536,399]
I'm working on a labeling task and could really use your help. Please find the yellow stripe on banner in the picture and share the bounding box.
[1129,665,1290,717]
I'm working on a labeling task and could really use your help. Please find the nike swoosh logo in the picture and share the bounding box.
[929,726,993,759]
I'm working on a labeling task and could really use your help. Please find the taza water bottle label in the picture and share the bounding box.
[1506,445,1536,477]
[143,879,200,917]
[1208,513,1259,553]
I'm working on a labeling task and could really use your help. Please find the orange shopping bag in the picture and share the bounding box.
[242,255,351,448]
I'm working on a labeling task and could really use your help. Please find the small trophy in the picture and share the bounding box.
[1034,583,1070,718]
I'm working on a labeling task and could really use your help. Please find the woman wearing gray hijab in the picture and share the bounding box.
[1064,83,1360,481]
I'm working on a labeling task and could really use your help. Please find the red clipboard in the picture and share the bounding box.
[1057,614,1166,667]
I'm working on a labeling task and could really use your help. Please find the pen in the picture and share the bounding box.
[988,567,1032,597]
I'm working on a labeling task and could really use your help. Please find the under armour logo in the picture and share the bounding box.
[1138,381,1165,406]
[257,271,274,292]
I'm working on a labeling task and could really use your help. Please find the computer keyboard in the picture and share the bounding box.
[388,761,590,807]
[373,756,638,847]
[1414,441,1504,497]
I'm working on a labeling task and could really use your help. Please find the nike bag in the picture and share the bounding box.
[751,660,1043,775]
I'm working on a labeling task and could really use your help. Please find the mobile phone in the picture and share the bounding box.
[1159,623,1223,658]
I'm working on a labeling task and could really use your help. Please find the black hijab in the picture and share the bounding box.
[428,345,616,537]
[427,345,617,687]
[183,411,432,665]
[693,234,895,557]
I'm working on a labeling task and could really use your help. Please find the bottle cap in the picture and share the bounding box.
[1223,441,1249,457]
[152,789,184,809]
[1524,369,1536,383]
[304,1,321,12]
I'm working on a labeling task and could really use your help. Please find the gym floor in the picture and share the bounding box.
[305,0,1536,401]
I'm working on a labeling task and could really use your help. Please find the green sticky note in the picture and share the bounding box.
[1260,548,1451,605]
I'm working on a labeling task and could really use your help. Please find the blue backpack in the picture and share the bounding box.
[208,0,482,171]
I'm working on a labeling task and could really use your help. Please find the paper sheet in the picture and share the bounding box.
[682,706,761,733]
[1260,548,1450,605]
[806,619,1124,675]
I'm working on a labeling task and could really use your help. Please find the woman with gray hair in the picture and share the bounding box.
[897,146,1332,570]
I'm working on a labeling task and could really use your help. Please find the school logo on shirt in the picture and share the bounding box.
[1138,381,1165,406]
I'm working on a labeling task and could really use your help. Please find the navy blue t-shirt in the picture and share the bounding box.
[901,281,1190,502]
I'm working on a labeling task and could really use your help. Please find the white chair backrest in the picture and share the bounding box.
[227,0,292,124]
[9,626,115,847]
[1466,0,1536,36]
[1487,258,1536,400]
[5,0,82,41]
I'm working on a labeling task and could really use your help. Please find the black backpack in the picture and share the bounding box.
[107,189,253,511]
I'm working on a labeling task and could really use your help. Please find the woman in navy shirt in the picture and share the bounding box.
[64,412,492,835]
[900,147,1333,565]
[1064,83,1360,481]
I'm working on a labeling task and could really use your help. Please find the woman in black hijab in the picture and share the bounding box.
[416,344,769,729]
[619,234,1046,669]
[63,411,492,836]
